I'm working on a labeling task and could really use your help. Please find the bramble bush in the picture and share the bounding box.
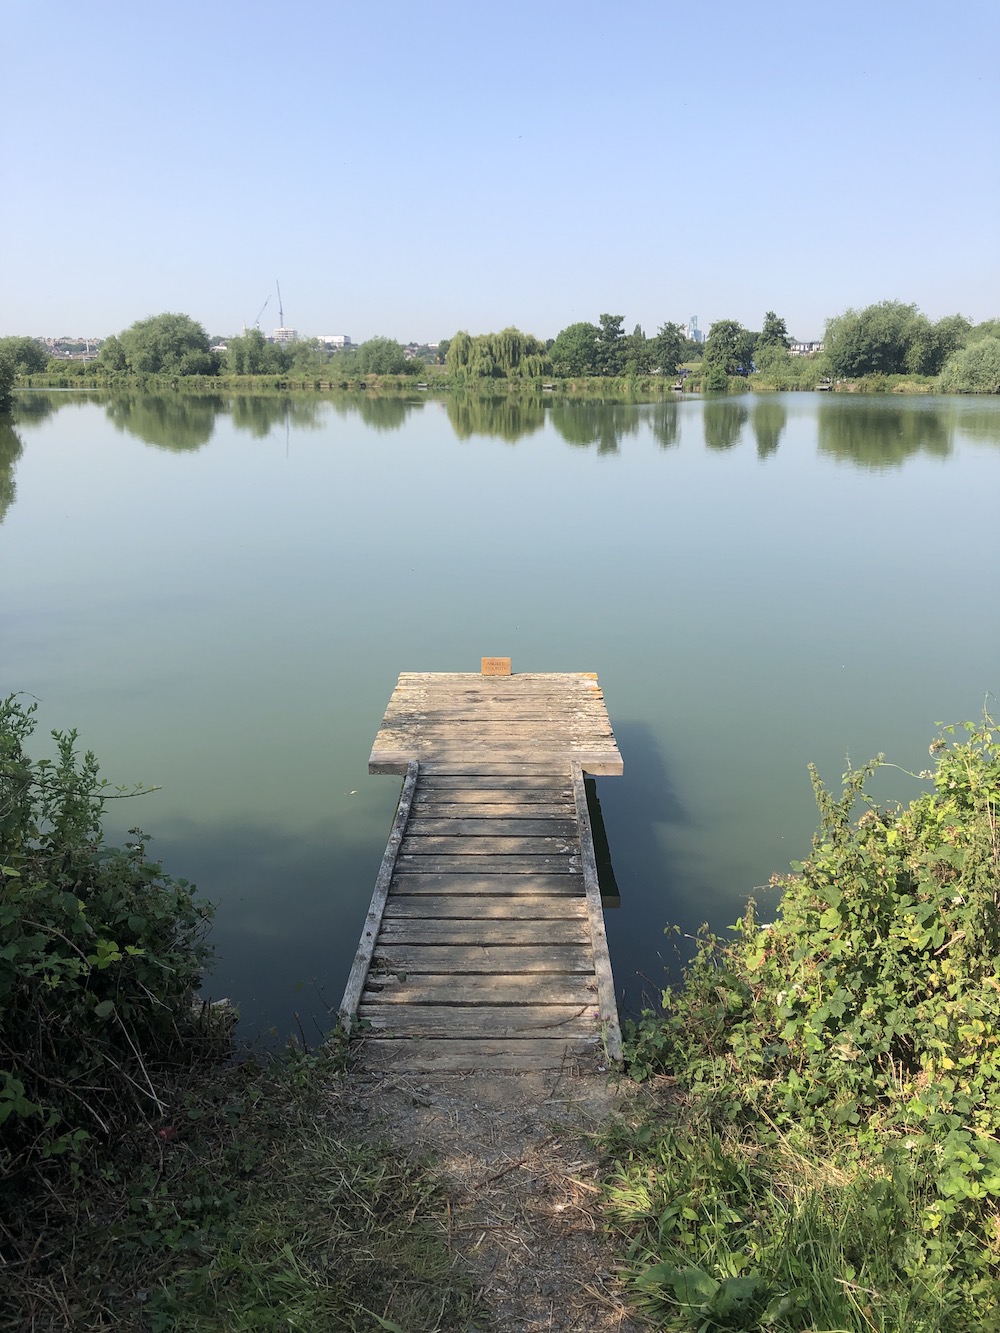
[0,695,214,1195]
[610,716,1000,1330]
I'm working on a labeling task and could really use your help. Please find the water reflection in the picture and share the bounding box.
[230,394,325,438]
[333,395,418,433]
[954,407,1000,446]
[0,420,24,524]
[817,399,952,469]
[751,400,787,458]
[550,401,642,453]
[703,399,749,450]
[10,392,79,424]
[445,393,546,443]
[648,401,680,451]
[9,387,1000,473]
[105,393,224,451]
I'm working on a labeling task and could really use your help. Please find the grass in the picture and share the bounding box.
[597,1097,989,1332]
[1,1045,479,1333]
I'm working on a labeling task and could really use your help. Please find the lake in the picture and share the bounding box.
[3,389,999,1041]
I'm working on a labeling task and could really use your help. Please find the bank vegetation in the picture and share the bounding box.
[7,299,1000,401]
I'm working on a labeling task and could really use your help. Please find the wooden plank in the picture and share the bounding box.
[417,761,592,776]
[337,761,418,1027]
[359,1037,603,1073]
[572,761,623,1064]
[362,974,597,1005]
[394,855,580,875]
[387,873,585,896]
[411,801,574,817]
[407,818,578,837]
[373,728,614,748]
[399,835,576,856]
[380,707,612,727]
[373,754,620,776]
[378,918,591,945]
[415,776,573,794]
[371,944,594,973]
[358,1004,598,1036]
[416,756,624,777]
[382,894,589,919]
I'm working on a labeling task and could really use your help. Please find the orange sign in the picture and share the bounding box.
[481,657,512,676]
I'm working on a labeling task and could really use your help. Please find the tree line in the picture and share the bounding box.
[3,299,1000,396]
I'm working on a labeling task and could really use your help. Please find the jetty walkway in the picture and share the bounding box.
[338,663,624,1073]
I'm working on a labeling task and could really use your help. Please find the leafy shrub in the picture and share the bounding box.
[940,336,1000,394]
[612,716,1000,1328]
[0,695,214,1191]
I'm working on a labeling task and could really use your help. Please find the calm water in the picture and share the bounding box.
[3,390,999,1039]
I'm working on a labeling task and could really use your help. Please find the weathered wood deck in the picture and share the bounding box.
[338,669,624,1073]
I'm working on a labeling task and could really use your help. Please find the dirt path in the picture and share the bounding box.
[346,1063,647,1332]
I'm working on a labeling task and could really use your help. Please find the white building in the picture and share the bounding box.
[272,327,298,345]
[317,334,352,348]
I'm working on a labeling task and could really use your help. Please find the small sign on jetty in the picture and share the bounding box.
[338,663,624,1072]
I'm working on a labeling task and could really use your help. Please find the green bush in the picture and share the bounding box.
[940,336,1000,394]
[611,717,1000,1329]
[0,696,214,1191]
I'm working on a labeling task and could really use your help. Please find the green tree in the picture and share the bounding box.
[445,330,474,377]
[225,328,289,376]
[939,336,1000,394]
[286,339,330,377]
[969,318,1000,343]
[596,313,626,376]
[0,350,15,411]
[623,324,652,375]
[355,336,411,376]
[0,336,49,374]
[109,313,219,377]
[650,322,685,377]
[824,300,941,378]
[704,319,757,377]
[445,328,550,380]
[757,311,791,352]
[97,334,126,372]
[549,321,600,376]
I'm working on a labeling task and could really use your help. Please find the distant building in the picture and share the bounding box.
[681,317,705,345]
[790,340,824,356]
[272,327,298,344]
[317,334,352,348]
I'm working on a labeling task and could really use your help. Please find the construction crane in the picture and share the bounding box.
[243,297,269,334]
[276,280,284,330]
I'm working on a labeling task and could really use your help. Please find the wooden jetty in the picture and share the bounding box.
[338,663,624,1073]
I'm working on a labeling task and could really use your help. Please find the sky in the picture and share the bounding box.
[2,0,998,345]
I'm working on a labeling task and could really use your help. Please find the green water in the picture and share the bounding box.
[3,390,999,1038]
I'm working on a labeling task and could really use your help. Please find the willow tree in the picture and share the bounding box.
[446,327,549,379]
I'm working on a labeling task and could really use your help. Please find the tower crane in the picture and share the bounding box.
[276,280,284,330]
[243,297,269,334]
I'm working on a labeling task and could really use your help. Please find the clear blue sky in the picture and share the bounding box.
[3,0,997,344]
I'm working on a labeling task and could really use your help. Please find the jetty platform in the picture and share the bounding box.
[338,663,624,1072]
